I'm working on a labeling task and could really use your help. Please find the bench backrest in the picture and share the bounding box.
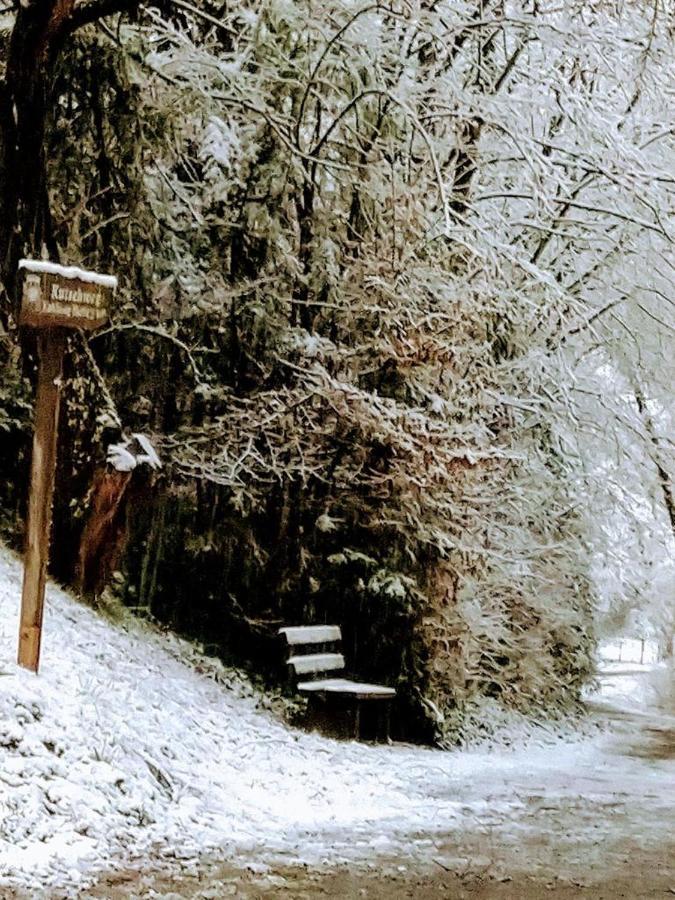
[279,625,345,679]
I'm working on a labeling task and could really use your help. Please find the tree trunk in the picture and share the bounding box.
[633,381,675,536]
[632,380,674,661]
[0,0,136,326]
[0,2,74,324]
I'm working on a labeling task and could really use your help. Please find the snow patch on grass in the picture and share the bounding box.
[0,543,673,895]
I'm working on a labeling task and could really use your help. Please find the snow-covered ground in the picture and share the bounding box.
[593,638,672,714]
[0,542,673,897]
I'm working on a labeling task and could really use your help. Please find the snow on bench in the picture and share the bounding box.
[279,624,396,739]
[287,652,346,675]
[280,625,341,644]
[296,678,396,699]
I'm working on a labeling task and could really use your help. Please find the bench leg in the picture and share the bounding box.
[354,701,361,739]
[383,703,391,743]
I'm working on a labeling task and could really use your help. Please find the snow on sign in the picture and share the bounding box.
[18,259,117,330]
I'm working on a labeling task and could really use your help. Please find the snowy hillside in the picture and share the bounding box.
[0,543,673,897]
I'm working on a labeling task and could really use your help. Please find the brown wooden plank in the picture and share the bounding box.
[279,625,341,645]
[287,652,345,675]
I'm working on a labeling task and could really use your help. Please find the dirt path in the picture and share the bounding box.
[5,666,671,900]
[88,861,674,900]
[79,688,674,900]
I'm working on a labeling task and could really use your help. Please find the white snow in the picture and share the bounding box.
[0,543,673,896]
[107,434,161,472]
[18,260,118,289]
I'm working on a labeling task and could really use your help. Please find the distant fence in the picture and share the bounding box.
[599,639,659,665]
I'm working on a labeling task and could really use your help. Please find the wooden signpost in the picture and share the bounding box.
[17,260,117,673]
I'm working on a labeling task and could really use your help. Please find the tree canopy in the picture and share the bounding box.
[0,0,672,742]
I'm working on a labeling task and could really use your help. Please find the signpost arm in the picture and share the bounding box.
[18,329,67,672]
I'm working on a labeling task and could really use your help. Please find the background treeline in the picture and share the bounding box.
[0,0,672,743]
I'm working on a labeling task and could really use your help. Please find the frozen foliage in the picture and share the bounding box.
[107,434,162,472]
[2,0,671,740]
[120,0,669,734]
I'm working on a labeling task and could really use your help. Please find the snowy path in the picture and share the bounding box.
[0,543,673,898]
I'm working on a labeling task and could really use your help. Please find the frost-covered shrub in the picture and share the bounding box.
[2,0,671,741]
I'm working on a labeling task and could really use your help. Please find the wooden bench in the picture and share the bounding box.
[279,624,396,741]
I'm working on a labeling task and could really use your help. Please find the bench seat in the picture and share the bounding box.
[297,677,396,699]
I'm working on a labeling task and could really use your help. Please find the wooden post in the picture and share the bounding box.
[17,329,67,672]
[15,260,116,671]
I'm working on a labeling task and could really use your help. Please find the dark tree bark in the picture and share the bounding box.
[633,381,675,536]
[77,467,132,597]
[0,0,139,329]
[0,1,61,322]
